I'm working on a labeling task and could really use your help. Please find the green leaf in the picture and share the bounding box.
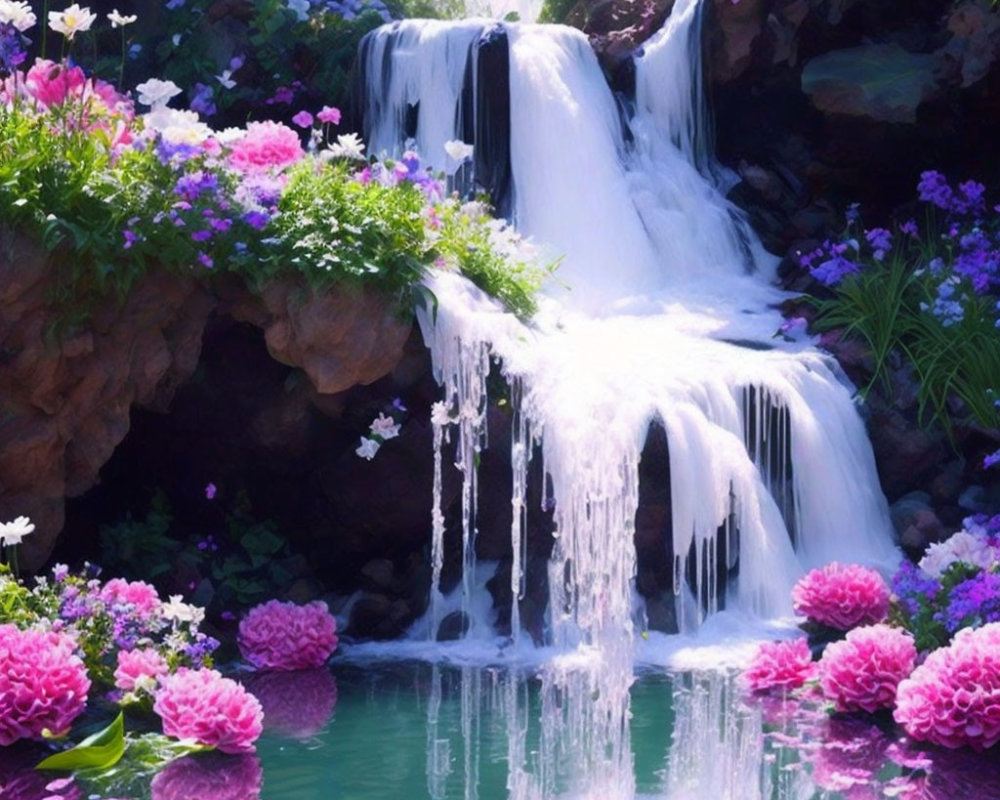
[37,713,126,772]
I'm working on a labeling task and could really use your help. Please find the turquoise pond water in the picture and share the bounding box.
[4,660,1000,799]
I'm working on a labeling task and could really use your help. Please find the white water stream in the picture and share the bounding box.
[358,4,899,798]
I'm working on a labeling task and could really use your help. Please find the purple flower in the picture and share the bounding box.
[918,170,954,211]
[0,23,28,76]
[242,211,270,230]
[174,171,218,202]
[937,572,1000,633]
[811,256,860,287]
[189,83,216,117]
[317,105,341,125]
[191,230,212,242]
[985,449,1000,470]
[865,227,892,261]
[291,110,314,128]
[891,560,940,618]
[205,482,217,500]
[266,86,295,105]
[900,219,919,238]
[197,252,213,268]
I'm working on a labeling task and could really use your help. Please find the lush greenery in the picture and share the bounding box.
[801,175,1000,448]
[1,14,548,320]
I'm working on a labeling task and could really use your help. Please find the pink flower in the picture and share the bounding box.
[818,624,916,713]
[154,668,263,754]
[0,625,91,745]
[742,638,816,692]
[24,59,86,107]
[291,110,313,128]
[809,717,894,800]
[894,622,1000,752]
[792,562,890,630]
[243,668,337,738]
[100,578,161,617]
[114,648,169,692]
[226,120,304,173]
[238,600,338,671]
[317,105,341,125]
[151,753,262,800]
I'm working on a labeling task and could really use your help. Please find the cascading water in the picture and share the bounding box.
[357,3,899,797]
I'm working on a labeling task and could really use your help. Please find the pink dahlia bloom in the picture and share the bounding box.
[243,668,337,738]
[154,668,263,754]
[818,624,916,713]
[100,578,161,617]
[894,622,1000,751]
[238,600,338,671]
[227,120,304,173]
[742,638,816,693]
[0,624,91,745]
[114,647,169,692]
[792,562,890,631]
[151,753,262,800]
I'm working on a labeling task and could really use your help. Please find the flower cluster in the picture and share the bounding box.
[0,563,217,694]
[237,599,338,670]
[817,624,916,713]
[356,402,405,460]
[892,514,1000,649]
[154,668,263,754]
[791,562,890,631]
[0,624,91,745]
[895,622,1000,751]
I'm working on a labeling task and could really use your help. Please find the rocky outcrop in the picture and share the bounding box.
[0,232,414,570]
[0,232,213,571]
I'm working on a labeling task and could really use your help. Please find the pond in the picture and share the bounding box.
[165,658,1000,800]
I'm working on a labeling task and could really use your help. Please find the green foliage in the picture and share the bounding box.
[259,161,429,298]
[99,492,179,580]
[538,0,580,23]
[38,713,126,772]
[808,214,1000,437]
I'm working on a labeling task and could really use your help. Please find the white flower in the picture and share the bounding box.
[107,9,136,27]
[369,413,401,441]
[48,3,97,40]
[143,107,212,146]
[327,132,366,161]
[215,69,237,90]
[161,595,206,625]
[0,0,37,31]
[286,0,310,20]
[919,530,998,578]
[444,139,474,163]
[214,127,247,144]
[0,516,35,546]
[356,437,380,460]
[136,78,182,108]
[430,401,454,427]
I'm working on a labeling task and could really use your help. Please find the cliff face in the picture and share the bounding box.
[0,231,411,571]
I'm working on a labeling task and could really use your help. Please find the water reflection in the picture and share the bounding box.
[243,668,338,740]
[243,662,1000,800]
[150,753,263,800]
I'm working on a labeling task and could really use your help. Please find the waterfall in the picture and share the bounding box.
[358,4,898,797]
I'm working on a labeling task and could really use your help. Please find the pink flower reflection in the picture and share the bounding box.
[243,668,338,738]
[808,716,894,800]
[0,748,83,800]
[151,753,263,800]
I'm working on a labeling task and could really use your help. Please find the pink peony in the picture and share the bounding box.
[742,638,817,693]
[317,105,341,125]
[24,59,86,107]
[243,668,337,738]
[818,624,916,713]
[151,753,262,800]
[238,600,338,671]
[792,562,890,630]
[100,578,161,617]
[114,647,169,692]
[226,120,304,173]
[894,622,1000,751]
[0,625,91,745]
[154,668,263,754]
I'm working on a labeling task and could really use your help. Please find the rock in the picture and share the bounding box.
[345,592,413,640]
[900,509,947,555]
[801,43,939,124]
[436,611,471,642]
[889,491,933,538]
[708,0,767,83]
[360,558,396,592]
[869,407,948,501]
[928,460,966,504]
[941,0,1000,88]
[254,281,412,396]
